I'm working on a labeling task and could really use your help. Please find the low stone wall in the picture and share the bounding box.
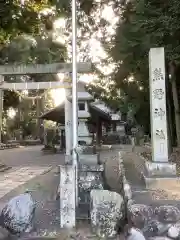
[0,143,20,150]
[120,150,180,240]
[7,139,41,146]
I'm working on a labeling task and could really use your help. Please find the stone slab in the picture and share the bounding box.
[142,161,177,189]
[90,189,124,238]
[78,171,104,195]
[78,164,104,172]
[144,176,180,191]
[79,154,99,165]
[78,164,105,219]
[144,161,176,177]
[59,165,76,228]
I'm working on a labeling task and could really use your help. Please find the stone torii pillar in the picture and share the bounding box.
[144,47,176,186]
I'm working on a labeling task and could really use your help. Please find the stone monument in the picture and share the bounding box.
[144,47,176,187]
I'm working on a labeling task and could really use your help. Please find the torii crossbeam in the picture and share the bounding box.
[0,62,91,90]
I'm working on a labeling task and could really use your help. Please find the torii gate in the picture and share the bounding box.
[0,62,91,143]
[0,62,91,228]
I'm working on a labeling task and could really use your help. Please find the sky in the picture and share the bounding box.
[51,3,119,107]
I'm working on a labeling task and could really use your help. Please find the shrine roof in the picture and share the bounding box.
[40,101,111,123]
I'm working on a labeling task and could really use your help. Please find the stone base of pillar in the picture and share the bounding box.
[143,161,177,189]
[79,153,100,165]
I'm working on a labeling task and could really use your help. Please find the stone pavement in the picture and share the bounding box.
[0,166,52,199]
[0,146,64,200]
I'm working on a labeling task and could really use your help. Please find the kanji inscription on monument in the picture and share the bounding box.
[153,89,164,100]
[60,165,75,227]
[152,68,164,81]
[155,129,165,140]
[149,47,168,162]
[154,108,165,120]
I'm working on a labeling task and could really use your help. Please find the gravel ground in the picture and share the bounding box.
[0,146,126,238]
[0,167,60,237]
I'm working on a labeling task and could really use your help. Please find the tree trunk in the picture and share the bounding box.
[171,79,180,146]
[166,75,173,154]
[169,62,180,147]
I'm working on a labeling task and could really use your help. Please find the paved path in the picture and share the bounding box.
[0,146,64,199]
[0,145,64,167]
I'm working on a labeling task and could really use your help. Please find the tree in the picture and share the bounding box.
[89,0,180,145]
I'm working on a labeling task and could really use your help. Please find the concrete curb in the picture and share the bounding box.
[40,166,54,175]
[0,144,20,150]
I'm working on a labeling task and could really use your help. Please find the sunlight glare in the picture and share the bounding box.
[54,18,66,29]
[51,88,66,107]
[51,73,66,107]
[7,108,16,119]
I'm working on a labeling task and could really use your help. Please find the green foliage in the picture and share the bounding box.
[0,0,71,109]
[93,0,180,131]
[0,0,50,44]
[3,91,19,110]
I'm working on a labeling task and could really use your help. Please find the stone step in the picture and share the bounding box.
[79,154,100,165]
[132,190,180,206]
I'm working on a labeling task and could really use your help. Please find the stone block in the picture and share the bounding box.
[90,189,124,238]
[154,205,180,223]
[128,204,154,229]
[144,177,180,191]
[0,193,35,234]
[79,154,100,165]
[76,145,96,154]
[145,161,176,177]
[78,164,104,172]
[128,203,180,239]
[78,164,104,212]
[79,172,104,193]
[141,161,178,189]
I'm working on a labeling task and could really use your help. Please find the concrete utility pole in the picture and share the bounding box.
[72,0,78,207]
[72,0,78,166]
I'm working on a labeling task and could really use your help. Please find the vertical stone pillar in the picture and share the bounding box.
[60,165,76,228]
[65,83,72,162]
[144,48,176,181]
[0,76,4,143]
[149,47,168,162]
